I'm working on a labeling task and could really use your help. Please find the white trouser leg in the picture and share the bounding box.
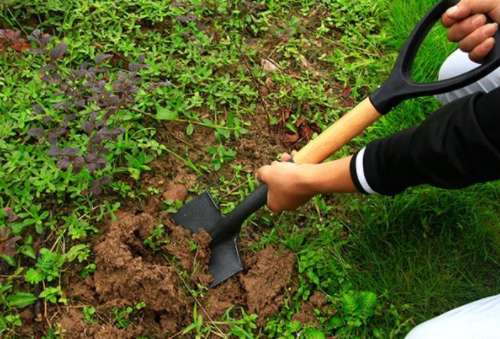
[405,293,500,339]
[435,49,500,104]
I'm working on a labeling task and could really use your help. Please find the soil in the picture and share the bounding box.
[204,246,298,326]
[59,210,301,337]
[59,309,144,339]
[291,291,333,327]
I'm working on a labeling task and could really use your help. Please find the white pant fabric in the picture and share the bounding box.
[435,49,500,104]
[406,51,500,339]
[405,294,500,339]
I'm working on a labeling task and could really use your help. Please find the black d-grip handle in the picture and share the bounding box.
[370,0,500,114]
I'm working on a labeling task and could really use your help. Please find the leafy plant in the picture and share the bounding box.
[182,303,213,338]
[0,29,30,54]
[327,291,379,336]
[25,29,170,195]
[112,302,146,329]
[39,286,66,304]
[5,292,37,309]
[124,151,154,180]
[82,306,96,324]
[143,221,170,252]
[17,204,50,234]
[221,308,258,339]
[25,248,66,284]
[206,144,237,171]
[0,313,22,338]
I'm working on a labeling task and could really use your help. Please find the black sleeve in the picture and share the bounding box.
[350,87,500,196]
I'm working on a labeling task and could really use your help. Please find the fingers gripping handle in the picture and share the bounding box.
[370,0,500,114]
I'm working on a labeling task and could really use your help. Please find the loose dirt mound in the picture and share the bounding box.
[164,215,213,286]
[62,212,198,337]
[59,309,144,339]
[92,212,192,333]
[204,246,297,326]
[61,212,299,337]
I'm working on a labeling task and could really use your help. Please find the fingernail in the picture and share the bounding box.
[446,6,459,16]
[485,22,499,35]
[480,38,496,54]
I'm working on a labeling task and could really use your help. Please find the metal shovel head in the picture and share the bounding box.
[172,191,244,287]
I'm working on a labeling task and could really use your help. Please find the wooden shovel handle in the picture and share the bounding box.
[293,98,382,165]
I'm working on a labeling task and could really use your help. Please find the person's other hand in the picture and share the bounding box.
[442,0,500,62]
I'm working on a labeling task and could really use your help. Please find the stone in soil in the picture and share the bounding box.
[162,184,188,202]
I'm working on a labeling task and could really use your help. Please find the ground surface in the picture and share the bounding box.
[1,0,500,338]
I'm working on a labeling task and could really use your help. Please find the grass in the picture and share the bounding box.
[330,0,500,332]
[1,0,500,338]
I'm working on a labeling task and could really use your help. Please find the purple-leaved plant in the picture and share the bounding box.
[26,30,170,195]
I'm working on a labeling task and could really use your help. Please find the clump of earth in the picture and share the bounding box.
[59,211,302,338]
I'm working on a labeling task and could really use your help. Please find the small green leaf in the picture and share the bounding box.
[7,292,37,308]
[25,268,44,284]
[302,329,326,339]
[202,118,213,127]
[154,104,178,120]
[0,315,7,331]
[40,211,49,220]
[182,322,197,335]
[66,244,89,262]
[0,254,16,266]
[35,223,44,234]
[21,246,37,260]
[188,241,198,252]
[186,123,194,135]
[128,168,141,180]
[23,219,36,226]
[226,112,235,127]
[330,316,344,328]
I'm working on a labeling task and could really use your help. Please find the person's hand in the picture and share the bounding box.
[257,152,316,212]
[257,153,357,212]
[442,0,500,62]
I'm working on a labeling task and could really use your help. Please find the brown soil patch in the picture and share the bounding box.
[291,291,332,327]
[60,212,299,337]
[59,309,144,339]
[92,213,190,324]
[205,246,298,327]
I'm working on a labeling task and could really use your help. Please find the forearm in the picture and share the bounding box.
[299,156,358,195]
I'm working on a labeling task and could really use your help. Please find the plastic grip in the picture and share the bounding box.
[370,0,500,114]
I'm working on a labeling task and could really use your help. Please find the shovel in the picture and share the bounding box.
[173,0,500,287]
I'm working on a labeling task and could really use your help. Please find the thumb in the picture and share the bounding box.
[443,0,500,27]
[256,165,270,183]
[443,3,472,27]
